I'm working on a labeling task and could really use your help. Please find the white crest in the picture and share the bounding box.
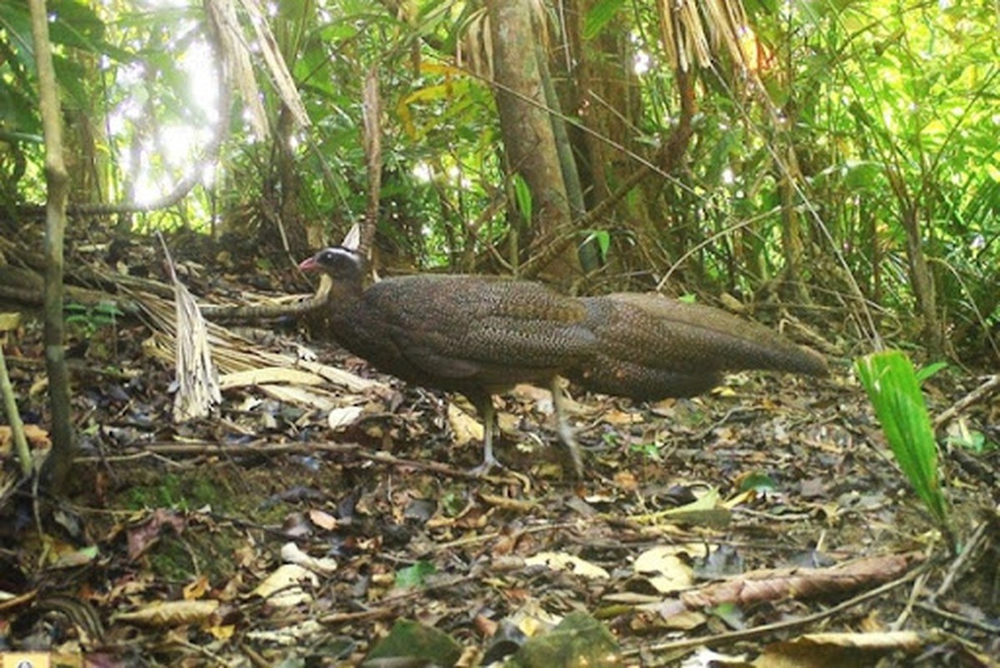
[341,224,361,251]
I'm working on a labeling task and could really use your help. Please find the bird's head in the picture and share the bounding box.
[298,247,365,282]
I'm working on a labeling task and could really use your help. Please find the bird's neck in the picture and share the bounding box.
[331,276,363,298]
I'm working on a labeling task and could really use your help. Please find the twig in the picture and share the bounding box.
[623,558,931,658]
[891,568,931,630]
[914,601,1000,635]
[317,575,478,626]
[934,374,1000,430]
[75,441,521,483]
[930,518,991,603]
[0,335,32,477]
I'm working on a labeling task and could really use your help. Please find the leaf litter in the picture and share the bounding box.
[0,246,998,666]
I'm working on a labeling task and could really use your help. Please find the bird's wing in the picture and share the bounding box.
[600,293,827,376]
[365,276,595,380]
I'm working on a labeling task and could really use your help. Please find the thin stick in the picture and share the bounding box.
[76,441,520,483]
[623,559,931,658]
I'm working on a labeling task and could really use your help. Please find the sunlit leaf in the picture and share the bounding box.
[583,0,625,40]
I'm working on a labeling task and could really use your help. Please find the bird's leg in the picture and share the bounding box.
[467,394,499,475]
[480,399,498,471]
[551,377,583,478]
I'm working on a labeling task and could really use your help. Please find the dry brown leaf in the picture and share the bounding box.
[183,576,210,600]
[0,424,50,450]
[280,542,338,575]
[258,385,339,411]
[309,509,338,531]
[757,631,929,668]
[114,600,220,627]
[218,367,326,389]
[681,552,922,610]
[448,402,484,446]
[328,405,364,430]
[251,564,318,607]
[525,552,610,580]
[634,544,708,594]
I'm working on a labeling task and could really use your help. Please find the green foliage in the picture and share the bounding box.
[64,301,123,337]
[628,441,661,461]
[914,361,948,384]
[738,472,778,494]
[394,560,436,589]
[582,229,611,260]
[439,490,465,517]
[583,0,626,40]
[366,619,462,667]
[854,351,951,538]
[945,423,995,455]
[514,612,620,667]
[125,472,224,511]
[512,173,533,223]
[5,0,997,361]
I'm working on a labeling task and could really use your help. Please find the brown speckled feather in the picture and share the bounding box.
[301,244,828,472]
[568,293,828,400]
[329,274,596,396]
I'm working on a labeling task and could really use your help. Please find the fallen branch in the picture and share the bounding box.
[623,554,931,659]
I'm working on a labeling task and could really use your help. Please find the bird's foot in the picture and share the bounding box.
[557,422,584,479]
[469,454,501,477]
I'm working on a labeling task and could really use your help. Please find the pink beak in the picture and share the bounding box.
[298,256,319,271]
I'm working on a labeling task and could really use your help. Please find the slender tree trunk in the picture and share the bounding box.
[487,0,581,283]
[778,146,809,304]
[886,169,943,356]
[30,0,75,490]
[900,204,943,356]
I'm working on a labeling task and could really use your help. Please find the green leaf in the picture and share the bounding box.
[582,229,611,258]
[394,560,436,589]
[854,351,949,529]
[914,361,948,384]
[515,612,621,667]
[513,174,533,222]
[365,619,462,667]
[738,472,778,493]
[583,0,625,40]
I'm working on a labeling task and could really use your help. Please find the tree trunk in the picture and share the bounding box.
[900,204,943,356]
[30,0,75,490]
[886,169,943,357]
[487,0,581,284]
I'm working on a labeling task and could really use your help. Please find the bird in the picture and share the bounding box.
[568,292,829,401]
[298,243,597,473]
[300,236,828,475]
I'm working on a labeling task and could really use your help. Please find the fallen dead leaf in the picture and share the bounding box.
[328,405,364,430]
[448,402,484,446]
[309,508,338,531]
[525,552,610,580]
[757,631,930,667]
[252,563,319,607]
[114,599,220,627]
[280,541,338,575]
[219,367,326,389]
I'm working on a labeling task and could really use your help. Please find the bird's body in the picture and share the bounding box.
[570,293,828,400]
[301,247,596,470]
[327,273,596,398]
[301,244,829,474]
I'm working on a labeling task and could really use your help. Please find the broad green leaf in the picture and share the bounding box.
[394,560,436,589]
[513,174,533,222]
[583,0,625,40]
[855,351,949,529]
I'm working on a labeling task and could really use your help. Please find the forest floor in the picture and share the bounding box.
[1,244,998,667]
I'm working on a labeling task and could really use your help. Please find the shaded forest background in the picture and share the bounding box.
[2,0,998,363]
[1,1,999,663]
